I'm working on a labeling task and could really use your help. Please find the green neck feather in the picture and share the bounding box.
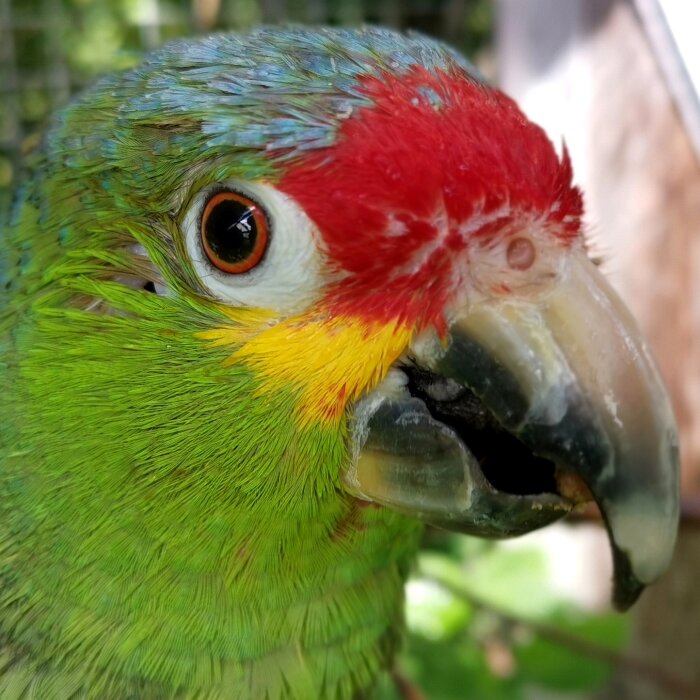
[0,26,469,697]
[0,275,423,697]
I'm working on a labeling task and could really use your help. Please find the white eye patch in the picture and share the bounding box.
[181,179,327,313]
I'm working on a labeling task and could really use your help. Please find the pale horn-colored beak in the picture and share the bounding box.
[345,251,680,610]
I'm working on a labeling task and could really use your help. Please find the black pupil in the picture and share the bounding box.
[205,197,258,264]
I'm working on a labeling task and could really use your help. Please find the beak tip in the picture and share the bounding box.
[611,545,647,612]
[612,581,645,612]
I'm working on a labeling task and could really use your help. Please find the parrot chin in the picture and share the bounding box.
[343,251,680,610]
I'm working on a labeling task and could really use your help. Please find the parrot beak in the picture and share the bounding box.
[344,251,680,610]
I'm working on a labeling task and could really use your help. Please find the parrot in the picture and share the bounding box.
[0,26,680,699]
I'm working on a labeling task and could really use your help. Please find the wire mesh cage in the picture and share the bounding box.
[0,0,492,212]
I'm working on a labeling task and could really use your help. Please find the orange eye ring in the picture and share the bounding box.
[200,190,270,274]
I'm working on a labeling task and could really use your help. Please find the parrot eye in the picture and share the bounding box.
[200,191,269,274]
[181,179,325,312]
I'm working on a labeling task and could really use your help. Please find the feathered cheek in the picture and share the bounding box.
[225,316,415,426]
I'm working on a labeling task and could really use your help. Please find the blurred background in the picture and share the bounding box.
[1,1,698,698]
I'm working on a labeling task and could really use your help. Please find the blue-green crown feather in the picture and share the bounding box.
[46,26,476,193]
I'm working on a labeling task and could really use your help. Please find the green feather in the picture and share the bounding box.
[0,26,477,698]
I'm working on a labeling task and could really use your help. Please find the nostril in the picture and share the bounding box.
[507,236,536,270]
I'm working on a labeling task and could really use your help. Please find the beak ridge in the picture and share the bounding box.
[345,252,680,609]
[428,252,680,608]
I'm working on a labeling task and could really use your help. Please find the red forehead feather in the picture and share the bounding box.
[277,66,583,326]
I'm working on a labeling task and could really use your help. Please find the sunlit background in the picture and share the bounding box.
[1,1,698,698]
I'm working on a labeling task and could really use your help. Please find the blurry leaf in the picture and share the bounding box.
[515,609,628,692]
[461,547,553,618]
[405,578,472,641]
[373,673,402,700]
[463,0,494,52]
[20,90,51,123]
[0,158,13,189]
[515,611,627,692]
[419,538,556,618]
[556,611,628,649]
[399,634,524,700]
[403,534,631,699]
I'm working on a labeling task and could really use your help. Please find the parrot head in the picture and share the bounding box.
[0,26,679,697]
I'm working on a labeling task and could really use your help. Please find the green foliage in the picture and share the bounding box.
[378,532,629,700]
[515,613,624,692]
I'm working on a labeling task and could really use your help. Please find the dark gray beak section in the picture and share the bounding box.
[344,252,679,610]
